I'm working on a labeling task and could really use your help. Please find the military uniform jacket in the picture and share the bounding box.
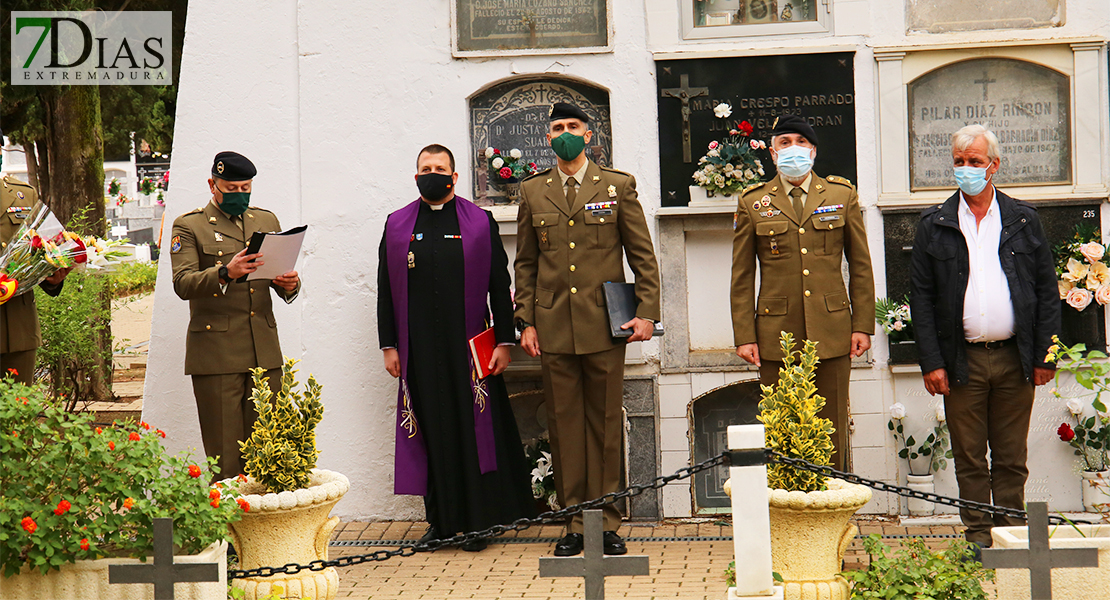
[730,173,875,361]
[170,202,299,375]
[514,161,660,356]
[1,176,62,354]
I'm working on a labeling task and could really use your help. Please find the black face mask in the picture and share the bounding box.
[417,173,454,202]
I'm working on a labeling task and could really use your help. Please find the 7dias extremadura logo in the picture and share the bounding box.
[11,11,171,85]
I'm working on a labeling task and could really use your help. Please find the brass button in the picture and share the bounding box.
[217,251,223,257]
[600,218,606,223]
[804,290,811,297]
[801,248,808,255]
[569,242,576,249]
[250,311,255,317]
[803,269,810,276]
[540,220,545,226]
[569,219,575,226]
[571,287,578,294]
[216,261,223,266]
[764,308,770,314]
[205,325,211,330]
[769,229,775,235]
[798,227,805,234]
[570,265,576,272]
[213,294,218,297]
[250,288,255,294]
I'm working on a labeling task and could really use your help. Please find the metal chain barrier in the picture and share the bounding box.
[228,451,730,579]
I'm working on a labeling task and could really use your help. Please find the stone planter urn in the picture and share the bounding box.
[1081,470,1109,512]
[768,479,872,600]
[992,523,1110,598]
[0,541,226,600]
[905,474,935,516]
[228,469,350,600]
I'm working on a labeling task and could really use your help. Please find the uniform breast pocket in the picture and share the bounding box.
[754,221,791,258]
[583,210,618,249]
[815,214,846,255]
[532,213,560,251]
[200,241,242,267]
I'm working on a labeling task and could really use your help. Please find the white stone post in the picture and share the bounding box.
[727,424,783,600]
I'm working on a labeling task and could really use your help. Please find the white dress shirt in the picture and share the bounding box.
[958,192,1014,342]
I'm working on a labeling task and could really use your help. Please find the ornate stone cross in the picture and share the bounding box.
[980,502,1099,600]
[109,518,221,600]
[538,510,650,600]
[660,74,709,163]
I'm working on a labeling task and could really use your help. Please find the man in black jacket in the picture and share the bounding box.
[909,124,1059,554]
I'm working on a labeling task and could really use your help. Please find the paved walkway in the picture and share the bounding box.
[326,518,981,599]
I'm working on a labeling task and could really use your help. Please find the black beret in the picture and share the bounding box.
[549,102,590,123]
[211,151,257,180]
[770,114,818,146]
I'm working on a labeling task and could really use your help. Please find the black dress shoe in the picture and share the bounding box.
[554,532,584,556]
[415,526,441,551]
[603,531,627,555]
[461,538,488,552]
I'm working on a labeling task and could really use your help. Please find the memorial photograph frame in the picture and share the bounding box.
[451,0,614,58]
[679,0,830,40]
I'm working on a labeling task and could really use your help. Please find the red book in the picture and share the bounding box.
[469,327,497,379]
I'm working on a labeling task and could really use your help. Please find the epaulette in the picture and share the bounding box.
[186,207,203,215]
[523,168,552,182]
[740,181,768,196]
[826,175,854,188]
[2,175,35,190]
[599,165,631,178]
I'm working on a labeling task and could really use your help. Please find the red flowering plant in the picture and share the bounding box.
[1048,336,1110,472]
[0,374,246,577]
[691,102,767,197]
[484,147,538,184]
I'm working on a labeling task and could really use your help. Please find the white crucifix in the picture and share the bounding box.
[538,510,649,600]
[726,424,783,600]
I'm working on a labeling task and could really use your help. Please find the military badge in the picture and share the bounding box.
[416,233,423,241]
[770,237,779,255]
[593,175,601,182]
[216,161,225,174]
[607,185,617,198]
[170,235,181,253]
[752,201,761,211]
[407,251,415,269]
[214,232,224,242]
[813,204,844,215]
[733,212,739,231]
[16,191,25,200]
[761,195,771,207]
[209,216,218,223]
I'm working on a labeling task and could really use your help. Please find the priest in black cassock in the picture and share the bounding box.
[377,144,535,552]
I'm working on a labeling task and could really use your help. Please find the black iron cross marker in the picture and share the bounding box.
[980,502,1099,600]
[660,74,709,164]
[538,510,650,600]
[109,518,220,600]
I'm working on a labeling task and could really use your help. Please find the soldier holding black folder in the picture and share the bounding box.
[514,102,661,557]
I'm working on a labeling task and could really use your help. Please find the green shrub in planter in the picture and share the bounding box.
[0,375,244,577]
[843,534,993,599]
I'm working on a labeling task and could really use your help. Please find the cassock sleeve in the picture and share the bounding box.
[377,222,399,349]
[487,212,515,345]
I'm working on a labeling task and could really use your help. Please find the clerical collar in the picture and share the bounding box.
[423,197,454,211]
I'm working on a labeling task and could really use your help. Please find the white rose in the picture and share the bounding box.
[714,103,733,118]
[889,403,907,420]
[744,169,755,180]
[707,149,720,158]
[491,157,504,169]
[1080,241,1106,263]
[1067,398,1084,416]
[484,147,495,159]
[935,405,946,423]
[509,149,522,159]
[713,174,726,187]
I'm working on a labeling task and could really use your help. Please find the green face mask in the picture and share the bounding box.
[551,131,587,162]
[217,189,250,216]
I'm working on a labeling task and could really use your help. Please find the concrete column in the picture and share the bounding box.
[727,424,783,600]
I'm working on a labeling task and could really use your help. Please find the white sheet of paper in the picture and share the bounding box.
[248,226,306,281]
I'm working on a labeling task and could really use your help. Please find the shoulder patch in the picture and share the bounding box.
[741,181,768,196]
[170,235,182,253]
[826,175,853,187]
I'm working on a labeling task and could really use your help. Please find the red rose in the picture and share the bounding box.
[499,167,513,179]
[30,235,43,250]
[492,148,500,155]
[108,441,115,451]
[71,236,87,263]
[80,538,90,551]
[188,464,202,478]
[739,120,754,136]
[1058,423,1076,442]
[54,499,71,515]
[21,517,36,534]
[129,432,141,441]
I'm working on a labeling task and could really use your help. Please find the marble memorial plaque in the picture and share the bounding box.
[470,78,611,204]
[455,0,607,53]
[906,0,1063,34]
[909,58,1070,190]
[690,381,761,511]
[656,52,856,207]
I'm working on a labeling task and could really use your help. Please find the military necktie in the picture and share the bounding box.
[790,187,804,218]
[565,176,577,208]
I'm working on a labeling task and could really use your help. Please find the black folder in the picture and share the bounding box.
[602,282,664,339]
[235,225,308,283]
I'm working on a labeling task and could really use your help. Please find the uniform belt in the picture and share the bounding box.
[966,338,1013,350]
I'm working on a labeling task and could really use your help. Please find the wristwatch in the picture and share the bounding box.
[516,318,533,332]
[218,265,229,282]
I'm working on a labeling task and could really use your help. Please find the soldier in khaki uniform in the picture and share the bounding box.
[731,115,875,471]
[515,103,660,557]
[170,151,300,477]
[1,148,70,384]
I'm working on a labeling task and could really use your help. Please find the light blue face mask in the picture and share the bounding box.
[775,145,814,179]
[953,166,992,196]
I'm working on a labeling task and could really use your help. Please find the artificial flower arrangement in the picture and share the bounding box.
[875,296,913,343]
[484,147,538,184]
[106,178,121,196]
[888,402,952,476]
[0,373,244,577]
[524,435,559,510]
[0,202,129,304]
[138,176,158,196]
[692,102,767,197]
[1048,337,1110,472]
[1054,222,1109,312]
[114,192,132,207]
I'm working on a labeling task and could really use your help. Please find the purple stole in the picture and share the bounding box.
[385,196,497,496]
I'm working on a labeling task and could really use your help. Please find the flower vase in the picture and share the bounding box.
[492,178,520,205]
[688,185,737,208]
[905,474,935,516]
[1082,470,1109,512]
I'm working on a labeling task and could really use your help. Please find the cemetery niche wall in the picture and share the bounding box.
[469,77,612,205]
[655,51,856,207]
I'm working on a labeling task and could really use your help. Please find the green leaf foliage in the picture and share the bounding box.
[758,332,834,492]
[239,358,324,493]
[843,535,993,600]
